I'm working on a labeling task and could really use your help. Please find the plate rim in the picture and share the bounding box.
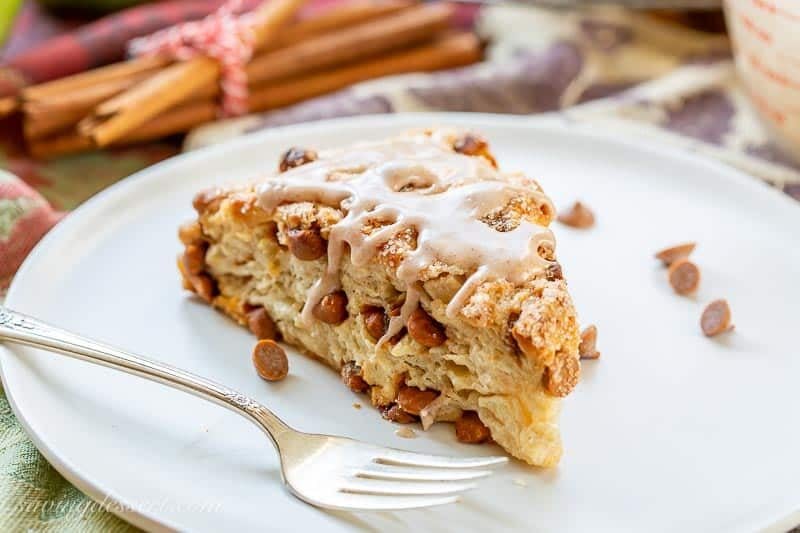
[2,111,799,532]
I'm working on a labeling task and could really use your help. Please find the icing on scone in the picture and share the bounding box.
[257,134,556,342]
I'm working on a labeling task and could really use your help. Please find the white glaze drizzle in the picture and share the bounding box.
[257,135,556,344]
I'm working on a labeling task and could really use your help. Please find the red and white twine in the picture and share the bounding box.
[127,0,255,117]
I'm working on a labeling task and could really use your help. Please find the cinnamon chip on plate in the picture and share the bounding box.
[668,259,700,295]
[557,201,595,229]
[701,299,734,337]
[579,325,600,360]
[252,340,289,382]
[655,242,696,266]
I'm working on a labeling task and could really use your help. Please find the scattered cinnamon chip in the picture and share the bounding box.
[579,325,600,360]
[655,242,696,266]
[668,259,700,295]
[701,299,734,337]
[557,201,595,229]
[252,340,288,382]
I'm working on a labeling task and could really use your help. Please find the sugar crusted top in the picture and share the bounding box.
[257,132,557,343]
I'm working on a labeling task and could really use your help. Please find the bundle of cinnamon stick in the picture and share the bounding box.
[10,0,482,159]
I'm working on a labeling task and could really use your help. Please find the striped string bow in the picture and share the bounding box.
[128,0,256,117]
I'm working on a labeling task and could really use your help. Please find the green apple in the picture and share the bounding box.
[0,0,23,45]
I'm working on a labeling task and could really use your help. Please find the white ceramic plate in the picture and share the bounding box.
[2,114,800,533]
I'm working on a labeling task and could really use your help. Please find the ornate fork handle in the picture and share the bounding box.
[0,305,290,444]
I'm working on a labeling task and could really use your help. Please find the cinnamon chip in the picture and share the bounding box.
[252,340,288,382]
[381,404,416,424]
[668,259,700,295]
[701,299,733,337]
[340,361,369,393]
[655,242,696,266]
[177,249,216,303]
[287,228,326,261]
[361,305,388,341]
[455,411,491,444]
[545,262,563,281]
[579,325,600,360]
[312,290,349,325]
[189,273,216,303]
[178,221,204,246]
[453,133,497,167]
[181,244,206,275]
[396,386,439,416]
[407,307,446,347]
[247,307,278,340]
[192,187,223,215]
[279,147,317,172]
[557,201,595,229]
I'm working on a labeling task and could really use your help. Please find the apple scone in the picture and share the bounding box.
[177,128,580,467]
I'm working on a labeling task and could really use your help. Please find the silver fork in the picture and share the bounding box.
[0,306,506,511]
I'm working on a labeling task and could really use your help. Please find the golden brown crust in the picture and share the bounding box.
[177,128,581,467]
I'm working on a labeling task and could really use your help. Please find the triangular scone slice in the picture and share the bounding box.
[177,128,580,467]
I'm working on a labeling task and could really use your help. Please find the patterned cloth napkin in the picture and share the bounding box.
[1,4,799,532]
[187,5,800,192]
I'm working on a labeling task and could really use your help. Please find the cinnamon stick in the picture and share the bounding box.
[261,0,413,52]
[28,132,93,159]
[247,32,480,112]
[22,55,169,102]
[72,2,446,119]
[249,0,312,49]
[0,97,16,117]
[29,101,217,159]
[0,0,262,99]
[79,56,221,142]
[29,32,480,159]
[23,0,410,101]
[21,0,415,140]
[20,1,403,103]
[246,3,453,85]
[24,73,154,140]
[84,0,308,147]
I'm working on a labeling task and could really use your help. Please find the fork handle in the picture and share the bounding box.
[0,305,290,444]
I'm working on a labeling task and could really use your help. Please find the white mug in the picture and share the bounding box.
[725,0,800,157]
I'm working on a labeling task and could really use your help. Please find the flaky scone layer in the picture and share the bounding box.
[178,129,580,467]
